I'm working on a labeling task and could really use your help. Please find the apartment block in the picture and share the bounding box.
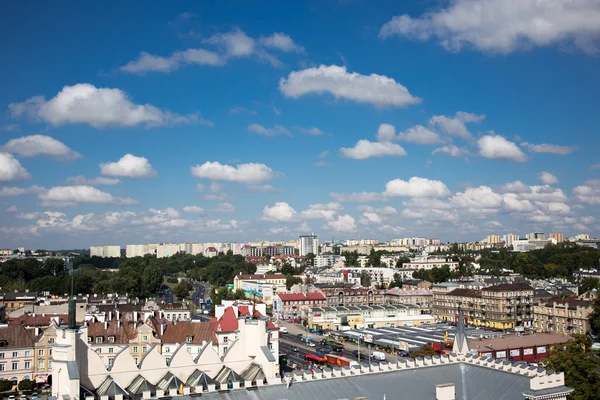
[549,233,565,243]
[90,245,121,258]
[533,298,593,335]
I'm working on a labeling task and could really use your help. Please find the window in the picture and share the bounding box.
[108,358,114,367]
[108,348,113,353]
[38,361,44,369]
[49,338,55,344]
[24,361,30,369]
[142,335,148,341]
[48,360,52,368]
[142,346,147,353]
[0,364,4,371]
[25,351,31,357]
[223,347,228,355]
[38,349,44,356]
[164,347,170,353]
[49,349,52,356]
[96,337,103,344]
[87,337,92,344]
[223,337,228,343]
[108,337,115,343]
[134,357,138,364]
[132,346,138,353]
[12,352,18,358]
[186,336,193,343]
[12,362,18,370]
[0,353,4,359]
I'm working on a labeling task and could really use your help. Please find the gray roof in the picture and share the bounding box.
[200,364,530,400]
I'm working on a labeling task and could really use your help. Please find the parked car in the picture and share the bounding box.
[307,342,315,347]
[291,346,300,352]
[8,395,16,400]
[31,393,38,400]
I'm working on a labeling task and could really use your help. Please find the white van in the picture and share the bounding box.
[279,326,288,333]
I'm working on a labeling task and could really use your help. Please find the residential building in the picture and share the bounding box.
[402,279,432,290]
[89,245,121,258]
[126,244,157,258]
[160,303,191,322]
[156,243,181,258]
[272,293,327,319]
[233,274,287,291]
[0,324,36,384]
[0,291,38,313]
[334,266,396,286]
[403,257,459,271]
[503,234,519,247]
[483,235,500,244]
[204,246,219,257]
[359,239,378,246]
[314,254,345,268]
[433,283,535,329]
[306,304,433,330]
[34,321,57,385]
[299,234,319,256]
[513,239,555,252]
[384,288,433,314]
[533,297,593,335]
[549,233,564,243]
[526,232,545,240]
[320,288,385,307]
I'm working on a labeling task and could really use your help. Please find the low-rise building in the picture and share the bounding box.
[384,288,433,314]
[333,266,396,286]
[469,333,572,363]
[320,287,385,307]
[233,273,287,291]
[89,245,121,258]
[272,293,327,320]
[533,297,593,335]
[403,257,459,271]
[0,291,38,313]
[402,279,432,290]
[0,324,36,385]
[306,304,434,330]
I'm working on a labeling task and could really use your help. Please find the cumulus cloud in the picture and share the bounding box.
[9,83,210,128]
[429,112,484,139]
[520,185,568,202]
[357,205,398,215]
[279,65,422,107]
[330,192,384,203]
[298,127,325,136]
[121,49,225,73]
[1,135,81,161]
[478,135,528,162]
[496,180,531,194]
[384,177,451,198]
[379,0,600,54]
[182,206,205,214]
[573,181,600,204]
[66,176,121,186]
[247,184,279,192]
[191,161,277,184]
[325,214,357,232]
[521,142,578,155]
[538,171,559,185]
[432,145,469,157]
[450,186,504,212]
[39,185,138,207]
[298,202,342,220]
[376,124,396,142]
[340,140,407,160]
[0,152,31,182]
[397,125,444,144]
[0,185,45,196]
[262,201,297,221]
[205,28,256,57]
[259,32,305,52]
[360,212,383,225]
[100,154,157,178]
[213,202,236,213]
[248,123,291,136]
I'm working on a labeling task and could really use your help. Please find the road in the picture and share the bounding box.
[157,284,173,304]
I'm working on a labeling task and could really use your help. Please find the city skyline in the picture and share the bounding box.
[1,1,599,249]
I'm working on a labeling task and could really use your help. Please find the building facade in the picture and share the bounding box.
[272,293,327,319]
[89,245,121,258]
[533,298,593,335]
[299,234,318,256]
[307,304,434,330]
[384,288,433,314]
[0,325,36,385]
[549,233,564,243]
[320,288,385,307]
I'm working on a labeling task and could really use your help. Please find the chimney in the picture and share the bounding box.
[35,327,39,336]
[109,311,113,321]
[118,320,121,328]
[161,323,165,336]
[104,321,108,329]
[436,384,455,400]
[134,311,138,321]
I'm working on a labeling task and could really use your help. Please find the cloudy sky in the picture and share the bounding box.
[1,1,599,249]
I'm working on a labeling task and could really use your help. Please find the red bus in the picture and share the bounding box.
[304,354,326,364]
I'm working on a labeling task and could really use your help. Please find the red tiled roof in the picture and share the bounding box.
[8,313,67,327]
[160,321,217,345]
[86,321,138,344]
[0,325,37,348]
[206,247,217,251]
[267,321,278,330]
[277,293,326,302]
[544,297,593,309]
[215,307,238,333]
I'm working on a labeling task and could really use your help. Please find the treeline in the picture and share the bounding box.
[0,253,256,299]
[476,244,600,279]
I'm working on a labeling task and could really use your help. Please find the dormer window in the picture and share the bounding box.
[96,337,103,344]
[108,336,115,343]
[186,336,193,343]
[142,335,148,341]
[87,337,92,344]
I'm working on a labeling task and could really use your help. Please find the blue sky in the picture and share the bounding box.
[1,0,599,249]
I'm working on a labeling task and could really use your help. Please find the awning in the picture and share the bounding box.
[213,366,244,384]
[185,370,216,392]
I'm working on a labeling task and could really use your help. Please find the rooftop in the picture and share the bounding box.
[469,333,571,352]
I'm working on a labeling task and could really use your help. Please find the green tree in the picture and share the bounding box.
[580,278,600,294]
[305,252,316,266]
[0,379,14,392]
[589,296,600,335]
[367,248,382,267]
[18,379,34,391]
[44,258,65,276]
[360,270,372,287]
[395,256,410,268]
[286,276,302,290]
[173,281,193,300]
[542,334,600,400]
[281,263,295,276]
[342,250,360,267]
[388,273,403,289]
[409,344,437,358]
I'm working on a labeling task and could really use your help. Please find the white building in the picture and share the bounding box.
[125,244,158,258]
[333,266,397,286]
[513,238,557,252]
[314,255,345,268]
[299,234,318,256]
[156,243,181,258]
[90,245,121,258]
[503,234,519,248]
[359,239,378,246]
[403,257,459,271]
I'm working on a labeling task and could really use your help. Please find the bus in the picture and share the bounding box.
[304,354,326,364]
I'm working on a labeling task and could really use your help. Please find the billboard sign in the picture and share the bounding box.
[523,348,534,355]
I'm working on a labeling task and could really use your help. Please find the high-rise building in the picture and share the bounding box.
[503,234,519,247]
[156,243,181,258]
[360,239,379,246]
[526,232,545,240]
[549,232,565,243]
[90,245,121,258]
[299,234,319,256]
[483,235,500,244]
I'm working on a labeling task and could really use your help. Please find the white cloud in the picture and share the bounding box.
[538,171,559,185]
[450,186,503,211]
[196,183,205,192]
[496,180,531,193]
[0,152,31,182]
[299,202,342,220]
[247,184,279,192]
[191,161,277,184]
[478,135,528,162]
[6,205,18,213]
[182,206,205,214]
[248,123,291,136]
[502,193,535,212]
[279,65,422,107]
[379,0,600,54]
[573,183,600,204]
[398,125,443,144]
[66,176,121,186]
[213,202,236,213]
[209,182,223,193]
[16,212,41,220]
[229,106,257,116]
[590,163,600,171]
[325,214,357,232]
[340,140,407,160]
[100,154,157,178]
[259,33,304,53]
[39,185,138,207]
[0,185,44,196]
[429,112,484,139]
[402,198,452,210]
[9,83,210,128]
[205,28,256,57]
[357,205,398,215]
[384,177,451,198]
[120,48,225,74]
[262,202,297,221]
[298,127,325,136]
[520,185,568,202]
[521,142,578,155]
[432,145,469,157]
[204,193,230,202]
[360,212,382,225]
[1,134,82,161]
[536,201,571,214]
[330,192,384,203]
[376,123,396,142]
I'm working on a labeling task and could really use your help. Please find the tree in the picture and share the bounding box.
[0,379,13,392]
[542,334,600,400]
[409,344,437,358]
[388,273,403,289]
[580,278,600,294]
[281,263,295,276]
[360,270,371,287]
[342,250,359,267]
[173,281,193,300]
[18,379,34,391]
[395,257,410,268]
[589,296,600,335]
[286,276,302,290]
